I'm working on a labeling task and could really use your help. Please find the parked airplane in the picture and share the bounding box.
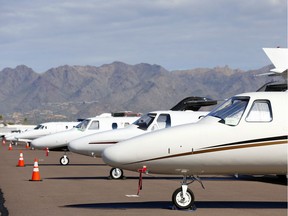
[11,121,79,143]
[103,91,287,209]
[102,48,288,209]
[0,124,36,143]
[31,112,141,165]
[68,97,217,179]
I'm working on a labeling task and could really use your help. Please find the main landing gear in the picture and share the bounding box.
[171,175,204,210]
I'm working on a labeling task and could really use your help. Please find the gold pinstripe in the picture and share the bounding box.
[125,139,288,165]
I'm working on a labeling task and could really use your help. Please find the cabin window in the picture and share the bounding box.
[156,114,171,129]
[112,123,118,129]
[246,100,272,122]
[89,121,100,130]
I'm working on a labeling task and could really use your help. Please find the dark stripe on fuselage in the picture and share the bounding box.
[124,135,288,165]
[200,135,288,150]
[89,141,118,145]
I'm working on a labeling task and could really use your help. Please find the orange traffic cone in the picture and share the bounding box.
[17,151,25,167]
[8,142,12,150]
[25,142,30,149]
[29,158,42,181]
[2,138,5,145]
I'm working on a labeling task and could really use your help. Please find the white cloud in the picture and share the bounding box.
[0,0,286,72]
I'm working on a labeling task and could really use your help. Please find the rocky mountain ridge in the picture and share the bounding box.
[0,62,280,123]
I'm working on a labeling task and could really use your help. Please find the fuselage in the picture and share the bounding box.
[12,122,78,142]
[68,110,209,157]
[1,124,36,140]
[102,92,288,176]
[31,115,139,150]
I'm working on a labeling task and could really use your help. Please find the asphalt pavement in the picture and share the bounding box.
[0,142,287,216]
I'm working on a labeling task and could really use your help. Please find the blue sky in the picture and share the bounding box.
[0,0,287,72]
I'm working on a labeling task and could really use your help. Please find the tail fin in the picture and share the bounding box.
[263,48,288,73]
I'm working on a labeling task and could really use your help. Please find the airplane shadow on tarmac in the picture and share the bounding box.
[25,163,106,167]
[45,175,287,186]
[63,200,287,210]
[58,175,287,210]
[44,176,239,181]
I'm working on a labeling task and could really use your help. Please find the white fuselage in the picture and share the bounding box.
[12,122,78,142]
[68,110,209,157]
[31,115,140,150]
[103,92,288,176]
[0,124,36,140]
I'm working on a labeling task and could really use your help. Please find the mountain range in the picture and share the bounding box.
[0,62,283,124]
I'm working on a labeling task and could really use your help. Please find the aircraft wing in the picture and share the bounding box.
[16,138,33,143]
[170,96,217,111]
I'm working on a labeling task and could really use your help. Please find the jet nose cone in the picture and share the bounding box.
[68,138,91,156]
[31,139,44,149]
[68,140,81,153]
[102,146,121,168]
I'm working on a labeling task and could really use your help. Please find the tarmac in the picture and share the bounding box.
[0,142,287,216]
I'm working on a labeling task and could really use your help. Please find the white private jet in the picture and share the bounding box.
[68,97,217,179]
[31,112,141,165]
[0,124,36,143]
[102,48,288,209]
[12,121,79,143]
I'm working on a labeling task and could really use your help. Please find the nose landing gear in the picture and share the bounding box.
[109,167,124,179]
[172,186,195,210]
[60,154,69,165]
[171,175,204,210]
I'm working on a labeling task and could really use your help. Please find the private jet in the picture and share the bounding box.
[0,124,36,144]
[31,112,141,165]
[102,48,288,209]
[11,121,79,144]
[68,97,217,179]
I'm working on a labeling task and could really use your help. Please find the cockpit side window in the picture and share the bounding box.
[89,121,99,130]
[246,100,272,122]
[156,114,171,129]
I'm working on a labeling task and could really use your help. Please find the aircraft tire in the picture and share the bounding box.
[172,187,195,210]
[60,156,69,166]
[110,168,123,179]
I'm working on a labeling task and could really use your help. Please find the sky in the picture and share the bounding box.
[0,0,287,73]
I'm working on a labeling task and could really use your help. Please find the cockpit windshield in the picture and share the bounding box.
[133,113,157,130]
[34,125,44,130]
[208,96,249,126]
[76,119,90,131]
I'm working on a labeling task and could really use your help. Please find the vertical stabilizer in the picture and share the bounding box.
[263,48,288,73]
